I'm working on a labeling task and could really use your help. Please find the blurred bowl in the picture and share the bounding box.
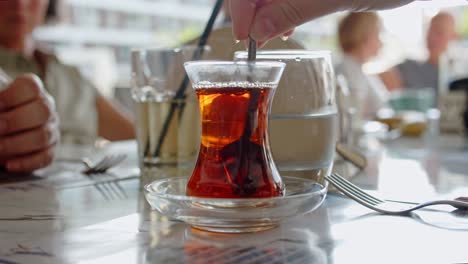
[388,89,435,113]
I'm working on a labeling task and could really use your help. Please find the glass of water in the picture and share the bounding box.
[235,50,337,182]
[131,46,209,174]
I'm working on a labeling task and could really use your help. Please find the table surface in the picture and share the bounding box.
[1,135,468,264]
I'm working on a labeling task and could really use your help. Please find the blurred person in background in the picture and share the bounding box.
[335,12,389,120]
[380,12,458,91]
[0,0,135,145]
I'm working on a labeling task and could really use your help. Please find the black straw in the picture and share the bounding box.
[247,36,257,61]
[152,0,225,157]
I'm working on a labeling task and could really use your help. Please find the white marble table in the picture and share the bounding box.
[1,136,468,264]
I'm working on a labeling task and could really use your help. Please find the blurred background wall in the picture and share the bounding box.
[32,0,468,110]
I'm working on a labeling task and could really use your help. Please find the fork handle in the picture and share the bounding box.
[56,158,84,163]
[419,200,468,210]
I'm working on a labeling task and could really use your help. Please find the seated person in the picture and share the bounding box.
[335,12,389,120]
[0,0,135,144]
[380,12,458,91]
[0,73,58,172]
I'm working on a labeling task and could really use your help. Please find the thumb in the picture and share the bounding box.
[250,0,348,42]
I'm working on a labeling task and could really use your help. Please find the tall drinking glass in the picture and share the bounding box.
[184,61,286,198]
[131,47,208,175]
[235,50,337,182]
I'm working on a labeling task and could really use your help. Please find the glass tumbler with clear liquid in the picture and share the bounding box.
[131,47,208,174]
[235,50,338,183]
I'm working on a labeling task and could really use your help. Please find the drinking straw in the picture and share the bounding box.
[152,0,225,157]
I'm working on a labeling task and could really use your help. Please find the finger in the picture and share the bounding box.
[0,99,54,136]
[0,122,59,157]
[251,0,348,42]
[252,29,294,48]
[258,40,268,48]
[231,0,258,41]
[283,29,294,37]
[0,74,44,111]
[5,144,56,172]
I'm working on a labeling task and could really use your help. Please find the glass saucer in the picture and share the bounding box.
[144,176,328,233]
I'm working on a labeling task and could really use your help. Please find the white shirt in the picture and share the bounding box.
[335,54,389,120]
[0,48,98,144]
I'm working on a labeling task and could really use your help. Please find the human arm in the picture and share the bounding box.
[96,95,135,141]
[0,74,59,172]
[231,0,416,43]
[379,68,403,91]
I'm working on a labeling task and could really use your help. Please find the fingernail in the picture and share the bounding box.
[252,18,276,42]
[281,35,289,41]
[234,39,241,44]
[258,41,267,48]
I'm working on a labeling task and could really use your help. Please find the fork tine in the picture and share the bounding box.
[95,155,125,173]
[93,182,111,201]
[112,181,128,199]
[103,181,119,199]
[89,173,125,200]
[90,173,116,200]
[328,174,382,205]
[93,156,111,172]
[326,175,379,207]
[83,154,127,174]
[105,172,128,199]
[325,176,376,210]
[329,173,384,204]
[326,177,382,210]
[326,174,381,206]
[328,174,381,206]
[106,155,126,169]
[106,181,126,199]
[100,181,116,200]
[102,156,120,170]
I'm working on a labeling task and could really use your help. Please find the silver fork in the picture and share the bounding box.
[87,172,128,200]
[58,154,127,174]
[325,173,468,215]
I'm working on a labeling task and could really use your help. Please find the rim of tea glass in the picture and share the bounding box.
[183,60,286,69]
[144,176,328,202]
[234,50,331,60]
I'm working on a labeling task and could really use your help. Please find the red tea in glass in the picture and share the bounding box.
[186,86,284,198]
[183,61,286,199]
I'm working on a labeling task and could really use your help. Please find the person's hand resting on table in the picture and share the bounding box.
[0,74,59,172]
[230,0,416,46]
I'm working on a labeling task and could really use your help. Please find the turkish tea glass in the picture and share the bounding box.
[184,61,286,198]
